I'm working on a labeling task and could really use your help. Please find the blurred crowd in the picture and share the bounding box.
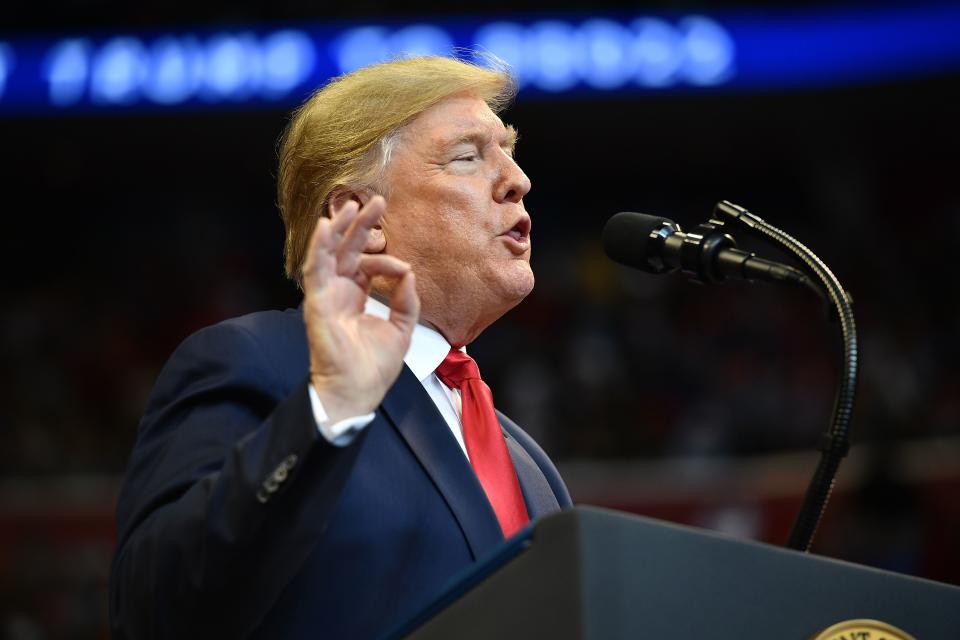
[3,211,959,637]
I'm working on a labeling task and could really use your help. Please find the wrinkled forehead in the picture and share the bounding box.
[406,93,509,144]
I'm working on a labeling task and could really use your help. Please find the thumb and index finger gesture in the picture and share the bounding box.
[301,195,420,424]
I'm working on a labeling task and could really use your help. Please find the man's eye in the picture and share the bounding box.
[454,154,477,162]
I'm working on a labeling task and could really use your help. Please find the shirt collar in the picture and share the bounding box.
[364,297,461,382]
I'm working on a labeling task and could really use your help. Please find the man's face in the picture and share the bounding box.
[379,92,533,341]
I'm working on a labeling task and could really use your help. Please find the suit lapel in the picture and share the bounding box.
[502,430,561,519]
[380,364,504,560]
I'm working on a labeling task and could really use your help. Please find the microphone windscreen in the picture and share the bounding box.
[601,212,673,273]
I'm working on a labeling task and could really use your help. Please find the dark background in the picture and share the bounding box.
[2,1,959,638]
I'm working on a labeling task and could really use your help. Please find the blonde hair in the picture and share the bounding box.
[277,55,517,282]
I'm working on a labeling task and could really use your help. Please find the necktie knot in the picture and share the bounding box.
[435,349,481,389]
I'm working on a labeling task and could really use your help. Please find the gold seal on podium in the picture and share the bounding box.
[811,619,915,640]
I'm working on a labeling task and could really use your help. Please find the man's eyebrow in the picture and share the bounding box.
[503,125,518,154]
[444,125,518,153]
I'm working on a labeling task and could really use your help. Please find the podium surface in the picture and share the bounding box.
[394,507,960,639]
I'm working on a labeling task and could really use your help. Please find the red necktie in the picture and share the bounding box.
[435,349,530,537]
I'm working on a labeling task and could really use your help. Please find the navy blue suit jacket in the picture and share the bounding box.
[110,307,571,639]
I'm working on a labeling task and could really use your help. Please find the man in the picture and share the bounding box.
[110,56,571,639]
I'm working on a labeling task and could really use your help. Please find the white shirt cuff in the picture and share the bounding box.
[308,383,376,446]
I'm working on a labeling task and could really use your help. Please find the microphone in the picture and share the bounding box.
[602,211,810,287]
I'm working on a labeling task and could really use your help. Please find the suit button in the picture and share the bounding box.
[258,454,298,503]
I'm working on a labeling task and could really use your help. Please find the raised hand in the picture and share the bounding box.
[301,196,420,424]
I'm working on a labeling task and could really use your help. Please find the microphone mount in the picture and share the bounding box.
[606,210,831,313]
[647,216,816,290]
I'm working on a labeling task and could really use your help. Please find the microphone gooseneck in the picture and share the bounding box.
[713,201,858,552]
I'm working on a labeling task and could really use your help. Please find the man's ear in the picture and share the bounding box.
[327,188,386,254]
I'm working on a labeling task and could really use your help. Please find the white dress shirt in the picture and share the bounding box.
[308,297,470,459]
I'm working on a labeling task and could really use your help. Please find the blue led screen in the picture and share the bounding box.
[1,4,959,115]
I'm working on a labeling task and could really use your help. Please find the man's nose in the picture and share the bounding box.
[494,156,532,204]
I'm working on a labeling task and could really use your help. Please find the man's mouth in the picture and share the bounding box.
[502,215,532,246]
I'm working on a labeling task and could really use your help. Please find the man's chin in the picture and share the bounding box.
[498,264,535,306]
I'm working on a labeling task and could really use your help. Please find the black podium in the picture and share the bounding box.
[389,506,960,639]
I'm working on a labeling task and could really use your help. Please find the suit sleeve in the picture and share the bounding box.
[109,321,367,639]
